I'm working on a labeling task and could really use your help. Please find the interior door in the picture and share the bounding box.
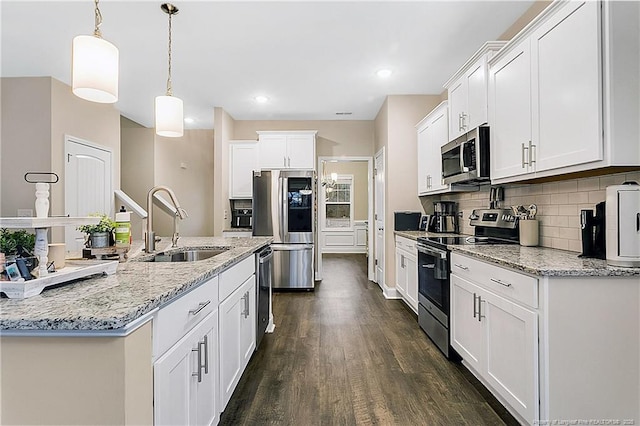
[64,137,113,255]
[374,149,385,287]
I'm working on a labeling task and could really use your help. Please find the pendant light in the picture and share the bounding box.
[72,0,119,103]
[155,3,183,138]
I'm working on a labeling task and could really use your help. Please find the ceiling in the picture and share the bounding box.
[1,1,534,130]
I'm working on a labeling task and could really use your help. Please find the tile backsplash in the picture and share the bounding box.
[421,170,640,253]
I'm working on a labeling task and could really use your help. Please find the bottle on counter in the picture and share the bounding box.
[115,206,131,248]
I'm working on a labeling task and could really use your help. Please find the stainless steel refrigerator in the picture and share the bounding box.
[252,169,315,290]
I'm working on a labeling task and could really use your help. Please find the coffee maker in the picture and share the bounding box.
[429,201,459,233]
[579,201,606,259]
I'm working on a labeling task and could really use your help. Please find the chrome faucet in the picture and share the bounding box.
[145,185,188,253]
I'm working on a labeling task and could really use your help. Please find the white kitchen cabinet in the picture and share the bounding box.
[257,131,317,170]
[229,141,258,199]
[416,101,449,195]
[531,0,601,173]
[489,0,640,184]
[154,311,219,426]
[394,236,418,313]
[219,271,256,411]
[451,253,539,424]
[444,42,507,141]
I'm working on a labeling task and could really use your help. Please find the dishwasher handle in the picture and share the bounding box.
[270,244,314,251]
[259,247,274,264]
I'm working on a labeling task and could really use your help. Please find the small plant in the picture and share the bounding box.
[0,228,36,256]
[77,213,116,235]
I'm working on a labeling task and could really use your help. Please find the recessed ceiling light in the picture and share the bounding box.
[376,69,392,78]
[184,117,194,124]
[254,95,269,104]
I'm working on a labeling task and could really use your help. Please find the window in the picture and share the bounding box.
[324,175,353,229]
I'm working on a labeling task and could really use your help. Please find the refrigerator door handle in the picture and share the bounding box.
[270,244,314,251]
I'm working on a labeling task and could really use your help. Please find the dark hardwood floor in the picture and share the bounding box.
[220,254,518,425]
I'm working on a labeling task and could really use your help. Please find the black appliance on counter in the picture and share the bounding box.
[579,201,606,259]
[394,211,422,231]
[230,199,252,228]
[416,208,519,359]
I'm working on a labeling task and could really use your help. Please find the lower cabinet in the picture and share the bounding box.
[451,253,538,424]
[154,311,219,426]
[219,275,256,410]
[395,236,418,313]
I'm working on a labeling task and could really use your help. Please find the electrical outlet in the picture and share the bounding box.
[223,209,228,220]
[17,209,33,217]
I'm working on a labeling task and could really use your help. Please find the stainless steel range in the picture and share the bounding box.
[416,208,519,359]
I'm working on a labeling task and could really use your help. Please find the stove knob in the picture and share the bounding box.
[469,213,479,220]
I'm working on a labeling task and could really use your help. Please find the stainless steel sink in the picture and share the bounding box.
[149,248,229,262]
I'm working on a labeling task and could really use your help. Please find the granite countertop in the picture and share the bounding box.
[451,244,640,277]
[0,236,272,331]
[394,230,640,277]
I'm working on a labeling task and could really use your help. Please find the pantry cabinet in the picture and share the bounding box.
[394,236,418,313]
[444,42,507,141]
[416,102,449,195]
[257,131,317,170]
[229,141,258,199]
[489,0,640,184]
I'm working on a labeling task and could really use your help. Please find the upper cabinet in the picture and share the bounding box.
[416,101,449,195]
[257,131,317,170]
[489,0,640,184]
[444,42,507,141]
[229,141,258,199]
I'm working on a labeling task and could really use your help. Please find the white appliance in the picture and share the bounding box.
[605,182,640,267]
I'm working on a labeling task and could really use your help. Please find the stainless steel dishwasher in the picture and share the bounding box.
[256,246,273,349]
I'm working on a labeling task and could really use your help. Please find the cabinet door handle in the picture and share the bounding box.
[203,334,209,374]
[529,141,536,165]
[192,342,203,383]
[243,291,250,318]
[636,212,640,232]
[401,255,405,268]
[458,113,463,131]
[189,300,211,316]
[473,292,477,318]
[461,112,467,130]
[454,263,468,270]
[490,278,512,287]
[522,143,529,167]
[288,157,291,167]
[478,297,485,321]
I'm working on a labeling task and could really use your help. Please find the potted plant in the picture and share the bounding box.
[0,228,38,279]
[77,214,116,248]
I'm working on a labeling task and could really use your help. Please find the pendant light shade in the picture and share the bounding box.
[72,35,119,103]
[71,0,119,104]
[155,95,183,137]
[155,3,183,138]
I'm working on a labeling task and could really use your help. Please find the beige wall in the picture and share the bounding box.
[1,77,51,217]
[323,160,369,220]
[380,95,441,288]
[120,126,155,240]
[213,107,236,236]
[121,126,214,238]
[498,1,552,40]
[1,77,121,242]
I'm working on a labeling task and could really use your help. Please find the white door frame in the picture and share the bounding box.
[316,156,374,282]
[374,147,385,288]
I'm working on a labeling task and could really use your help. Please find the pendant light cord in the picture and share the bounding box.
[93,0,103,38]
[166,10,173,96]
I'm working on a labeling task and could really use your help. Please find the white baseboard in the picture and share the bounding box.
[321,247,367,254]
[382,285,400,299]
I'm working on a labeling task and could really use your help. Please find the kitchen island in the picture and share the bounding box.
[0,236,271,425]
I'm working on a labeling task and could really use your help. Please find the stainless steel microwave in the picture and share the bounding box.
[441,126,490,184]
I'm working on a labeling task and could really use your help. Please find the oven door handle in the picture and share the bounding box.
[417,244,447,259]
[422,264,435,269]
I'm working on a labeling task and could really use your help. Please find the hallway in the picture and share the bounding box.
[220,254,516,425]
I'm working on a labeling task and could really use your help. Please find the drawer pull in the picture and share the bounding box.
[454,263,469,270]
[189,300,211,316]
[490,278,512,288]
